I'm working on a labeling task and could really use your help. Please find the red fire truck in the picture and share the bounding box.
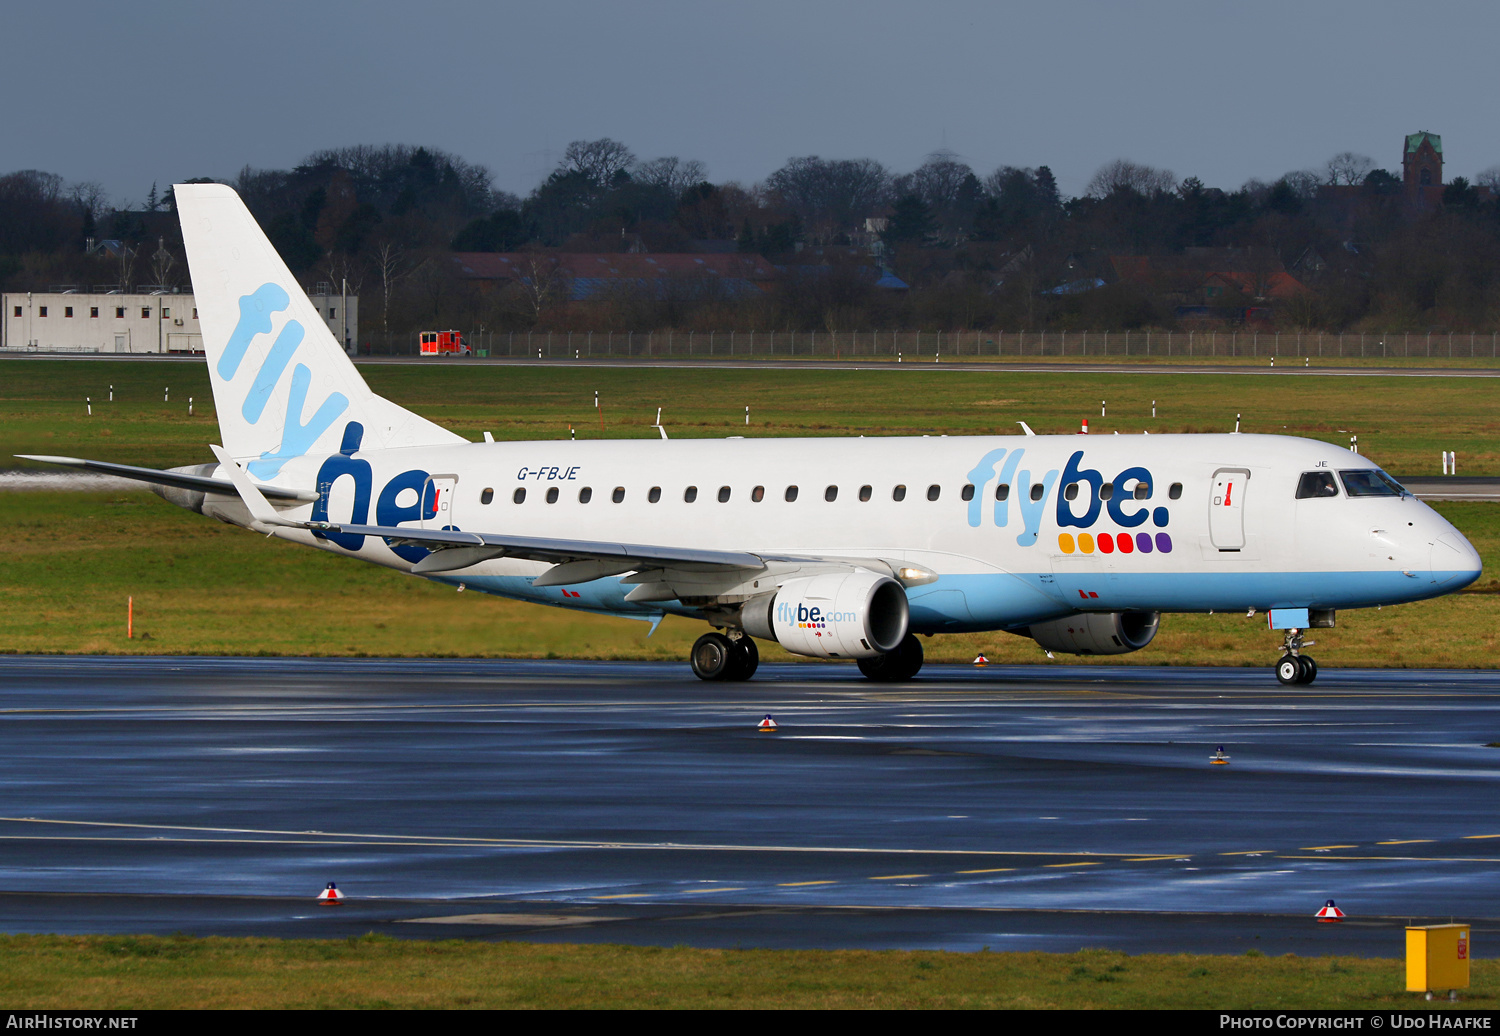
[419,330,469,356]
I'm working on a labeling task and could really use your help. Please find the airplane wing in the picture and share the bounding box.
[16,454,319,503]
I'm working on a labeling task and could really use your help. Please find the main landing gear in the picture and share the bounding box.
[856,633,925,683]
[1275,627,1318,686]
[691,631,759,682]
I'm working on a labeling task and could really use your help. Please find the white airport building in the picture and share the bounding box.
[1,287,357,354]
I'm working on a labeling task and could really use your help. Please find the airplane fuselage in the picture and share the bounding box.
[205,431,1479,634]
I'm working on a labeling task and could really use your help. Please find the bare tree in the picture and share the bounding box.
[1476,166,1500,193]
[117,242,139,292]
[633,156,709,197]
[1324,152,1375,186]
[324,252,364,298]
[511,252,573,319]
[561,139,636,188]
[763,156,891,238]
[373,239,412,335]
[1086,159,1177,198]
[149,237,176,287]
[69,181,109,224]
[897,150,974,208]
[1280,169,1322,199]
[892,150,982,241]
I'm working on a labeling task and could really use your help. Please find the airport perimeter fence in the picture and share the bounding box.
[360,328,1500,361]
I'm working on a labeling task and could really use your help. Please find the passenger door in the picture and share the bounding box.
[1209,468,1249,551]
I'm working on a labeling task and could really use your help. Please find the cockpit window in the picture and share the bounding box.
[1339,469,1404,497]
[1296,471,1339,499]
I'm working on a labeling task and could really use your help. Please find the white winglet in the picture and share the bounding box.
[210,444,301,528]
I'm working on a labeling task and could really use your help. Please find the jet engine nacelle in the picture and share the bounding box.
[741,572,909,659]
[1028,610,1160,655]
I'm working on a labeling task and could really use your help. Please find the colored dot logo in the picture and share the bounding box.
[1060,531,1172,554]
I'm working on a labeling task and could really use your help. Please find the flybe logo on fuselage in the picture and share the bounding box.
[219,283,349,478]
[966,448,1173,552]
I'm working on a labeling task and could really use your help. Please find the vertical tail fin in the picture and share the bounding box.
[175,183,463,477]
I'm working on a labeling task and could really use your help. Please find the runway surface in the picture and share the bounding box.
[3,656,1500,954]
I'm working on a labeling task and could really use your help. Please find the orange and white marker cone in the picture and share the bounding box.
[972,654,989,667]
[317,881,345,905]
[758,715,778,732]
[1081,418,1089,434]
[1314,899,1345,922]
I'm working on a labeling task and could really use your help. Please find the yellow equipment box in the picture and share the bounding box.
[1406,924,1470,992]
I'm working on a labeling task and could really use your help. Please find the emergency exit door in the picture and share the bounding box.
[1209,468,1249,550]
[423,474,459,530]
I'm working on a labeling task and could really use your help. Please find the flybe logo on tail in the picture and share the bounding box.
[966,448,1172,550]
[220,283,349,478]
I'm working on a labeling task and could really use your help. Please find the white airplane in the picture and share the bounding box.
[22,184,1484,684]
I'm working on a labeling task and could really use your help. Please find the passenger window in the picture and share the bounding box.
[718,486,731,502]
[785,486,798,502]
[893,484,906,501]
[1064,483,1079,501]
[1296,472,1339,499]
[648,486,661,503]
[859,485,872,502]
[825,485,838,502]
[752,486,765,502]
[1168,482,1183,500]
[1133,482,1150,500]
[684,486,698,503]
[546,487,559,504]
[1030,483,1044,501]
[512,488,526,504]
[927,484,940,501]
[480,488,494,504]
[579,487,592,503]
[1338,469,1402,497]
[612,487,625,503]
[961,484,975,501]
[995,484,1009,501]
[1099,483,1114,500]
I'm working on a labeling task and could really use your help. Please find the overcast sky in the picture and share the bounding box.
[8,0,1499,206]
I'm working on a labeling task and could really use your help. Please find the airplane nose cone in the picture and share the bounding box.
[1431,532,1482,589]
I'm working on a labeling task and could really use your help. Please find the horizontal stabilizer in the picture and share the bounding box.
[16,454,317,502]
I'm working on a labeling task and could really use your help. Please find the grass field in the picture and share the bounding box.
[0,934,1487,1009]
[3,356,1499,474]
[2,358,1499,665]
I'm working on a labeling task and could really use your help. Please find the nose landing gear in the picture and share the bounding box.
[1275,628,1317,685]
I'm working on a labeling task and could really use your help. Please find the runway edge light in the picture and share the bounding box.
[758,715,778,732]
[317,881,345,905]
[1315,899,1345,922]
[972,654,989,667]
[1210,745,1230,765]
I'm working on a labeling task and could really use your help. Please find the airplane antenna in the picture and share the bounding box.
[1234,413,1241,433]
[653,407,668,440]
[1017,421,1036,436]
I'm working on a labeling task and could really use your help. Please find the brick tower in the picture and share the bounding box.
[1403,132,1443,193]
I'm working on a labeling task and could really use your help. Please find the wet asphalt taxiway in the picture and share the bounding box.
[2,656,1499,955]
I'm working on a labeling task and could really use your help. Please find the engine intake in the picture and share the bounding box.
[741,572,909,659]
[1028,610,1160,655]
